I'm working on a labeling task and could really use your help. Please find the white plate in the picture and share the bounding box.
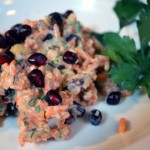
[0,0,150,150]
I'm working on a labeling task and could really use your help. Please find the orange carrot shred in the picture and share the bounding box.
[119,117,127,133]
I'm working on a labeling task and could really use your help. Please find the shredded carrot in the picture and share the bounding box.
[119,117,127,133]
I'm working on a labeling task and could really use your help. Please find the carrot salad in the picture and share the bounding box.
[0,11,111,146]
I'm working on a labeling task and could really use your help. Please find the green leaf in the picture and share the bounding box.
[103,33,136,52]
[110,63,140,90]
[136,55,150,73]
[102,49,123,63]
[140,74,150,86]
[103,33,137,63]
[114,0,144,28]
[148,0,150,5]
[137,3,150,48]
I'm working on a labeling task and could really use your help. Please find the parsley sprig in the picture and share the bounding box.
[94,0,150,98]
[102,33,150,96]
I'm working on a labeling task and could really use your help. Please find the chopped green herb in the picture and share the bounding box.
[38,88,47,101]
[23,120,29,126]
[58,52,64,56]
[30,36,35,40]
[16,59,23,64]
[114,0,144,28]
[6,89,15,101]
[35,105,41,113]
[14,76,19,82]
[75,21,82,32]
[41,95,46,101]
[68,22,74,26]
[57,128,62,139]
[28,98,38,106]
[38,88,43,95]
[30,128,36,138]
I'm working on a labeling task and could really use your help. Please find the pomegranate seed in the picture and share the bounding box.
[65,34,78,46]
[28,69,44,87]
[0,34,7,48]
[64,110,76,124]
[63,51,78,64]
[46,90,62,106]
[1,89,15,103]
[0,51,14,64]
[11,23,22,31]
[5,30,20,46]
[28,53,47,66]
[106,91,121,105]
[43,34,53,42]
[63,10,74,18]
[17,24,32,41]
[73,101,85,117]
[87,109,102,126]
[49,12,63,26]
[6,103,18,116]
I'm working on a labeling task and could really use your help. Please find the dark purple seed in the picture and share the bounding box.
[57,64,65,70]
[49,12,63,26]
[106,91,121,105]
[28,69,44,87]
[65,34,78,46]
[17,24,32,41]
[43,33,53,42]
[0,51,14,64]
[2,89,15,103]
[64,110,76,125]
[63,10,74,18]
[1,96,10,103]
[87,109,102,126]
[46,90,62,106]
[11,23,22,31]
[5,30,20,46]
[6,103,18,115]
[6,50,15,60]
[73,101,85,117]
[0,34,7,48]
[63,51,78,64]
[28,53,47,66]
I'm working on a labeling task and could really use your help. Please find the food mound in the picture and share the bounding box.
[0,10,110,146]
